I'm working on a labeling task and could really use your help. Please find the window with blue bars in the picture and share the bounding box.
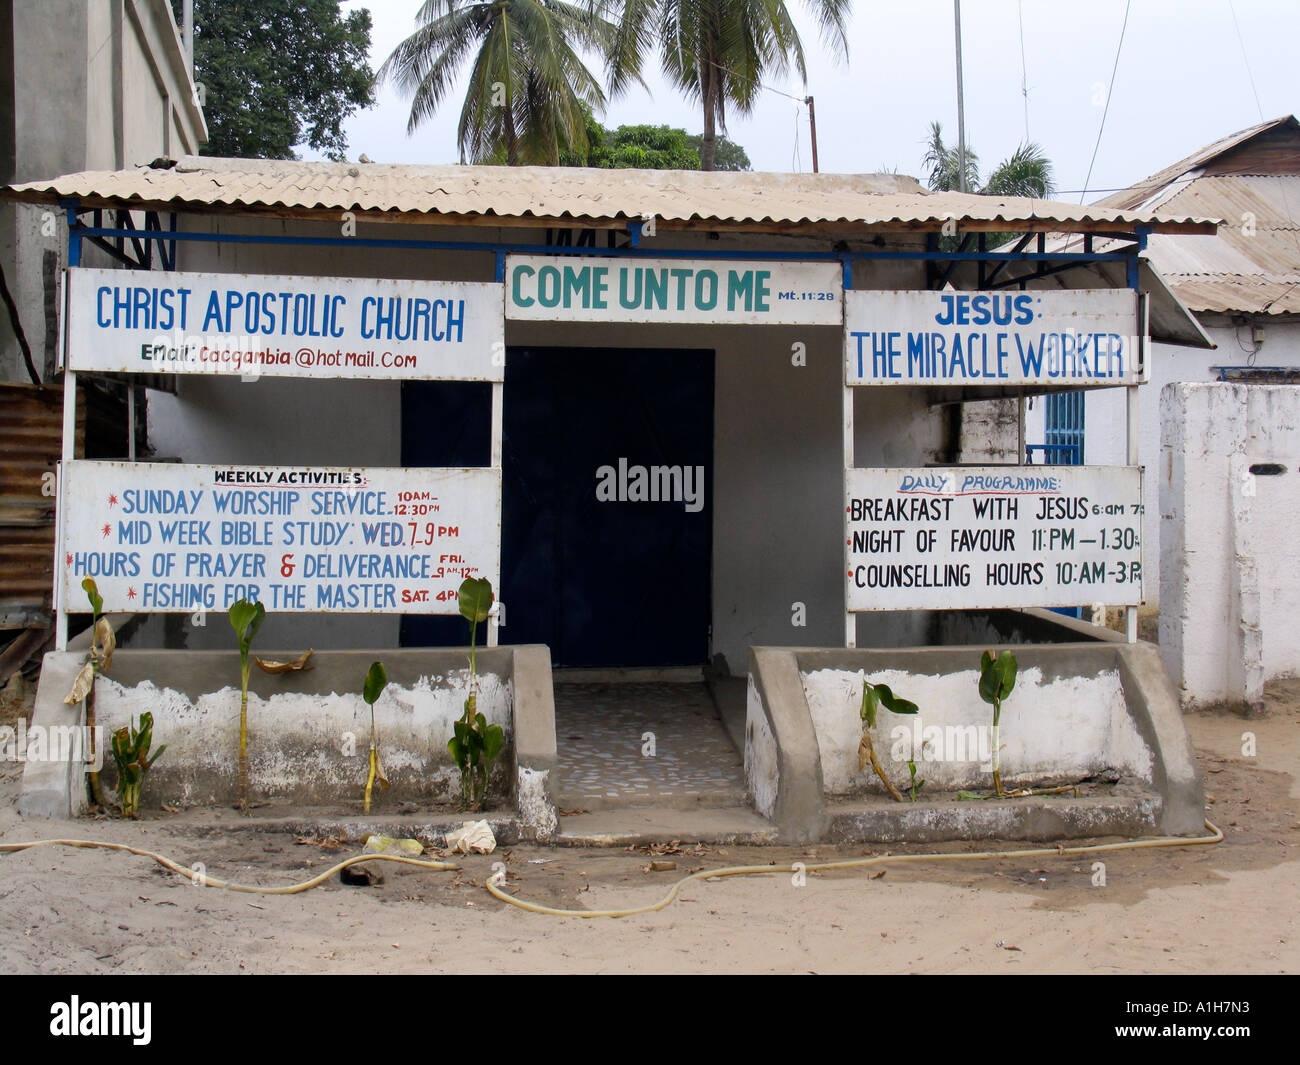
[1040,392,1085,465]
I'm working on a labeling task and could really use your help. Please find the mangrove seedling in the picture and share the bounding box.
[859,678,918,802]
[362,660,390,813]
[907,758,924,803]
[228,598,266,813]
[978,649,1018,797]
[448,577,504,810]
[109,712,165,819]
[63,577,114,809]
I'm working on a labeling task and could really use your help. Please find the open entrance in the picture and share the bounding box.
[403,347,739,821]
[401,347,714,668]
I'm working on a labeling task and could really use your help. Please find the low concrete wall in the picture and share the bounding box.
[746,643,1203,842]
[20,645,559,838]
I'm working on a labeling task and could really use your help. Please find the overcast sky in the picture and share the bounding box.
[320,0,1297,202]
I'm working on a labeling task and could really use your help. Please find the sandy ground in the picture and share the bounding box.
[0,677,1296,975]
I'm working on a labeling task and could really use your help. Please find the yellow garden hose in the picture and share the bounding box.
[1,821,1222,911]
[0,837,457,894]
[485,820,1225,918]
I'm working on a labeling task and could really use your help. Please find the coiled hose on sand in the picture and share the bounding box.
[1,821,1222,916]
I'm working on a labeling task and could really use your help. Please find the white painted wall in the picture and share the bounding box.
[1025,315,1300,607]
[1159,382,1300,708]
[801,665,1153,795]
[90,664,512,805]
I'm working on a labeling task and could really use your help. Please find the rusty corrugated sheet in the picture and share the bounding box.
[0,383,82,628]
[1095,116,1298,212]
[1060,119,1300,318]
[0,157,1216,235]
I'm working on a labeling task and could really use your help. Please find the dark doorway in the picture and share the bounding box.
[401,347,714,667]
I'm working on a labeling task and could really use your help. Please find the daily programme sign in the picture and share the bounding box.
[505,254,842,325]
[845,466,1143,611]
[61,461,501,614]
[63,267,504,382]
[844,288,1140,387]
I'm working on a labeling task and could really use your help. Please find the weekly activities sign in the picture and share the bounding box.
[61,461,501,614]
[63,267,504,382]
[844,288,1140,387]
[505,254,843,325]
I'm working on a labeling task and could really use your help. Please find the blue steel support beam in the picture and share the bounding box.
[62,202,81,267]
[64,216,1146,275]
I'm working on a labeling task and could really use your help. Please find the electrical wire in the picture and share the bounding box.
[1227,0,1265,122]
[1080,0,1132,204]
[1018,0,1030,142]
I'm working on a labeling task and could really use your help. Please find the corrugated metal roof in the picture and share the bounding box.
[1061,119,1300,316]
[1095,116,1298,212]
[1161,275,1300,316]
[0,155,1216,236]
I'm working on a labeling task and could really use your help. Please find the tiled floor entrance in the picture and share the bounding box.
[552,682,747,811]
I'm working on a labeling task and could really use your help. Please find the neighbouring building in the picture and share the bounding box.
[1026,115,1300,608]
[0,0,203,654]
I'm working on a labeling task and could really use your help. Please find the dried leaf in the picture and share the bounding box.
[93,617,115,672]
[63,661,95,705]
[254,649,314,674]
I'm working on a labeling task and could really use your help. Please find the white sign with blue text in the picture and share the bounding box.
[845,465,1144,611]
[62,460,502,614]
[505,254,842,325]
[844,288,1140,387]
[63,267,504,382]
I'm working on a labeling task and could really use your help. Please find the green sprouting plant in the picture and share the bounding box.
[858,678,918,803]
[109,712,165,819]
[448,577,504,810]
[907,758,924,803]
[978,649,1018,797]
[63,577,114,809]
[228,599,266,813]
[362,660,389,813]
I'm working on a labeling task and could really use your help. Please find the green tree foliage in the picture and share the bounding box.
[922,121,1055,250]
[380,0,625,166]
[174,0,375,160]
[923,120,1053,198]
[551,106,752,170]
[587,124,700,169]
[683,133,751,171]
[607,0,849,170]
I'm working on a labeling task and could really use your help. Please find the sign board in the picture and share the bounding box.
[844,288,1140,387]
[845,466,1143,611]
[63,267,504,382]
[505,254,842,325]
[61,461,501,614]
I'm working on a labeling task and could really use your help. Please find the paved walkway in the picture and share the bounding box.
[552,682,747,811]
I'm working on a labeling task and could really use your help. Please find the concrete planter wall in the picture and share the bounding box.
[746,643,1203,843]
[20,645,559,840]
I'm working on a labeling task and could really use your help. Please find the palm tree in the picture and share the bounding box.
[923,120,1053,198]
[607,0,851,171]
[379,0,625,166]
[923,121,1054,252]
